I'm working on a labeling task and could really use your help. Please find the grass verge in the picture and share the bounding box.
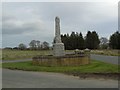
[2,60,119,73]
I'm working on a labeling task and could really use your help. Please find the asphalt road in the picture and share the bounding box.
[91,54,119,65]
[2,69,118,88]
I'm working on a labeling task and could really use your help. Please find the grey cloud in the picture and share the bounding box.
[2,15,45,35]
[37,2,117,23]
[2,15,16,22]
[33,2,117,36]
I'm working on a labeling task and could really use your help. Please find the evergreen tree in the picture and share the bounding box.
[91,31,100,49]
[78,32,85,49]
[109,31,120,49]
[61,34,67,50]
[70,31,76,49]
[85,31,92,49]
[85,31,100,49]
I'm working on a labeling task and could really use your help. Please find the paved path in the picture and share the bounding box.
[91,54,119,65]
[2,69,118,88]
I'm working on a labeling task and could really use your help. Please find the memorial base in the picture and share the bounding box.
[53,43,65,56]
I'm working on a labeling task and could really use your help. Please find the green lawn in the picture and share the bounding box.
[2,60,119,73]
[2,49,51,60]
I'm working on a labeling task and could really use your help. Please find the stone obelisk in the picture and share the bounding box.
[53,16,65,56]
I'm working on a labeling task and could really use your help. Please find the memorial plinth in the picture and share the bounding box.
[53,43,65,56]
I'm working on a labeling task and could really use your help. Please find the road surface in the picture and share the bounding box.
[91,54,119,65]
[2,69,118,88]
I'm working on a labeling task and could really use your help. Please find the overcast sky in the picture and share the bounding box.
[2,2,118,48]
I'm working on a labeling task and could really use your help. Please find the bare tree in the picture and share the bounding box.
[29,40,37,50]
[36,40,41,50]
[18,43,27,50]
[42,41,49,50]
[100,37,109,49]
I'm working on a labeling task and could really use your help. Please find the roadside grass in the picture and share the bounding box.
[2,60,119,73]
[91,50,120,56]
[2,49,51,60]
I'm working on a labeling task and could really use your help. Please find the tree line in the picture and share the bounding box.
[61,31,120,50]
[61,31,100,50]
[4,31,120,50]
[4,40,50,50]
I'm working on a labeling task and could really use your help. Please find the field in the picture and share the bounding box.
[2,49,51,60]
[91,49,120,56]
[2,60,119,73]
[2,49,120,60]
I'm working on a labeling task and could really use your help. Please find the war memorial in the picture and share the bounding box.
[32,17,90,66]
